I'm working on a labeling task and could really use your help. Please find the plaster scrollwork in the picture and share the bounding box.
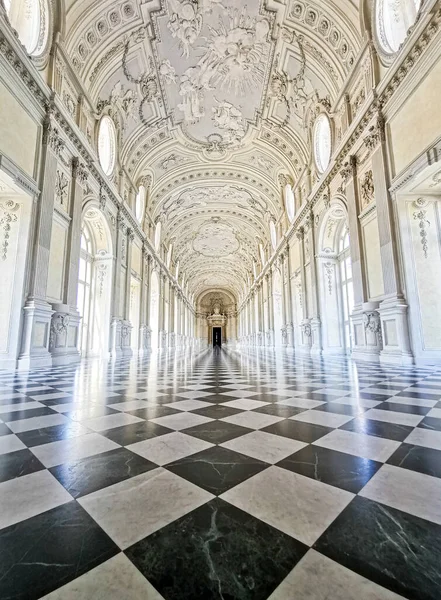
[97,263,108,297]
[301,322,312,337]
[49,314,70,351]
[412,198,430,259]
[43,123,65,156]
[0,200,19,261]
[360,170,375,208]
[363,310,382,344]
[55,171,69,207]
[323,262,333,295]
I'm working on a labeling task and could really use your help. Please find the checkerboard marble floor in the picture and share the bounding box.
[1,347,441,599]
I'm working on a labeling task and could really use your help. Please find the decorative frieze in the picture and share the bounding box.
[0,200,19,261]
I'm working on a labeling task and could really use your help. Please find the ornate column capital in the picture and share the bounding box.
[296,226,305,241]
[72,157,88,185]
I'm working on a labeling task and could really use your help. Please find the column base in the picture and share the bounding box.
[379,295,414,366]
[17,298,54,370]
[49,304,81,367]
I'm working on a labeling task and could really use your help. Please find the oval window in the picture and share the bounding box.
[270,220,277,250]
[375,0,421,56]
[284,184,295,223]
[98,116,117,176]
[313,113,332,174]
[5,0,50,56]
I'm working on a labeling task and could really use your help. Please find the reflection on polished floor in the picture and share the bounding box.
[1,348,441,600]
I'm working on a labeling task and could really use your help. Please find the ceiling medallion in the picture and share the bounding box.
[192,221,240,257]
[152,1,275,147]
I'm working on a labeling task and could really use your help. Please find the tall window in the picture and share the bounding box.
[284,184,295,223]
[313,113,332,174]
[135,185,145,223]
[270,220,277,250]
[339,228,354,351]
[375,0,421,56]
[77,225,93,354]
[5,0,50,56]
[98,116,117,176]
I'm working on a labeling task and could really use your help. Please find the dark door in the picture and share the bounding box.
[213,327,222,347]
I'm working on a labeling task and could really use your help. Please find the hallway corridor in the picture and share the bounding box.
[1,349,441,599]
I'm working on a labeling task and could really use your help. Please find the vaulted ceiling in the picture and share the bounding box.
[63,0,362,301]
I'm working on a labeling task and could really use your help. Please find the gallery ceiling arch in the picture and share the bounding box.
[62,0,363,298]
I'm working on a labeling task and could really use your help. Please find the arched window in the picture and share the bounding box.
[135,185,145,223]
[154,221,161,251]
[313,113,332,174]
[338,227,354,351]
[98,116,117,176]
[5,0,50,56]
[77,225,93,354]
[284,184,295,223]
[375,0,421,56]
[270,220,277,251]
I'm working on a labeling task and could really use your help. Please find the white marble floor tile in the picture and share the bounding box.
[150,412,213,431]
[360,464,441,525]
[363,408,424,427]
[107,400,151,412]
[172,391,214,399]
[81,413,143,432]
[164,399,213,411]
[427,407,441,419]
[221,466,353,546]
[268,550,405,600]
[220,390,259,398]
[41,553,165,599]
[0,401,45,414]
[313,429,400,462]
[29,392,70,401]
[279,398,325,409]
[0,470,72,530]
[221,411,284,430]
[404,427,441,451]
[221,431,306,464]
[6,413,70,433]
[128,432,212,465]
[79,468,213,549]
[222,398,269,410]
[126,392,167,400]
[0,433,26,455]
[330,397,381,409]
[30,432,120,468]
[290,410,354,428]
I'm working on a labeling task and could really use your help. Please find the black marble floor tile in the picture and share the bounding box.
[40,396,81,406]
[0,501,119,600]
[277,445,381,493]
[0,422,12,436]
[126,405,180,420]
[192,404,243,419]
[396,390,441,401]
[14,421,89,447]
[165,446,268,495]
[126,497,307,600]
[314,495,441,600]
[313,402,363,416]
[387,443,441,479]
[417,416,441,431]
[0,395,39,405]
[184,420,253,444]
[0,448,45,483]
[375,402,431,415]
[254,403,306,418]
[410,383,441,390]
[0,406,57,421]
[99,420,173,445]
[339,417,414,441]
[50,447,157,498]
[262,419,333,443]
